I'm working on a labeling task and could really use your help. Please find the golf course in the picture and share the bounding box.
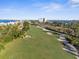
[0,26,76,59]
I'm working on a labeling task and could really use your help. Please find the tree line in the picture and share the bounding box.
[0,20,29,51]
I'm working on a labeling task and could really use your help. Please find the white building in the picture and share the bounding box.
[38,18,47,23]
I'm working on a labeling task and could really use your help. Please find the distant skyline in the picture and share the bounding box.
[0,0,79,20]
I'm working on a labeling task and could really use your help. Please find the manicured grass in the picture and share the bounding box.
[0,26,76,59]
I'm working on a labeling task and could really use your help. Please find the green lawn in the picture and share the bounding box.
[0,26,76,59]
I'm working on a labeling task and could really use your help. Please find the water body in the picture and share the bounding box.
[0,20,16,23]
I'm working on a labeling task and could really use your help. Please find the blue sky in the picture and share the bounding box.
[0,0,79,20]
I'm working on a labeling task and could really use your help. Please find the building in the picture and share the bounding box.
[38,18,47,23]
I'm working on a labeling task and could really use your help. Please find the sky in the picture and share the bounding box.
[0,0,79,20]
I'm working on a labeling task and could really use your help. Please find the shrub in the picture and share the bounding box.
[0,44,4,51]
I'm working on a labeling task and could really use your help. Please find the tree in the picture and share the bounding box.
[22,21,29,32]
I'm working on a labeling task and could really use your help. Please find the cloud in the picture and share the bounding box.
[33,2,63,12]
[71,4,79,7]
[71,0,79,3]
[0,8,17,14]
[41,3,63,12]
[70,0,79,7]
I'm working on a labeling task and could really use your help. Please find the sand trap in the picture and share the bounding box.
[57,39,65,42]
[47,32,52,35]
[25,35,32,38]
[36,26,42,29]
[42,28,50,32]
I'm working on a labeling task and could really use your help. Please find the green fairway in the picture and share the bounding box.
[0,26,76,59]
